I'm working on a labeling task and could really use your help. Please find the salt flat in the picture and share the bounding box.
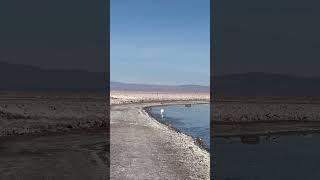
[110,91,210,179]
[0,91,210,179]
[110,101,210,180]
[0,92,107,136]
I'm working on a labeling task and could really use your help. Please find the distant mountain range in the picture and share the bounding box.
[213,72,320,97]
[113,72,320,96]
[2,61,320,96]
[0,61,106,92]
[110,81,210,92]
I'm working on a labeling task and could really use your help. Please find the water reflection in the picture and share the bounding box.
[213,133,320,180]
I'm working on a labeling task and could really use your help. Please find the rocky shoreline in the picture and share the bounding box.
[110,101,210,179]
[143,102,210,151]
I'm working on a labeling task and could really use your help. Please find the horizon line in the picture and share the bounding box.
[110,80,210,87]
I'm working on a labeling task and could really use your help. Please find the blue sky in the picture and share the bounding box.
[111,0,209,86]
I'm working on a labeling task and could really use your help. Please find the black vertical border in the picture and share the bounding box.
[101,0,110,178]
[99,0,110,178]
[210,0,222,179]
[210,0,214,179]
[105,0,110,178]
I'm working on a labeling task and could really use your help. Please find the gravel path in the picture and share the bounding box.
[110,102,209,180]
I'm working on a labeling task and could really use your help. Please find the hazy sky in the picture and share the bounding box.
[110,0,210,86]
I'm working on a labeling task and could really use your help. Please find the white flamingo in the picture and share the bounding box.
[160,108,165,119]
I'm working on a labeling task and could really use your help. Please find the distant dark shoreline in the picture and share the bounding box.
[110,81,209,93]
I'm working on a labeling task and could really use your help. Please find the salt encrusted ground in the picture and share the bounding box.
[0,92,108,179]
[110,101,210,180]
[110,90,209,105]
[2,91,320,179]
[212,99,320,137]
[0,91,210,179]
[0,93,107,136]
[110,91,210,179]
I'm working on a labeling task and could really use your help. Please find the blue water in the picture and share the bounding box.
[149,103,210,148]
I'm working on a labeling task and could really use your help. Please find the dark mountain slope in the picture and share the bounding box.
[0,61,106,92]
[213,72,320,97]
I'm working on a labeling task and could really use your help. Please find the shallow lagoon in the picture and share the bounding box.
[149,103,210,148]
